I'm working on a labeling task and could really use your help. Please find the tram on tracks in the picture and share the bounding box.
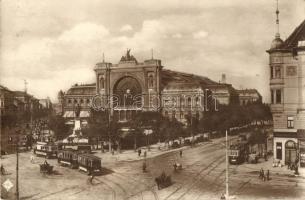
[57,149,79,168]
[228,133,250,164]
[78,154,102,175]
[34,142,58,158]
[57,149,102,175]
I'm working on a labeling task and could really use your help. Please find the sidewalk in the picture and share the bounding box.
[93,142,189,164]
[92,136,227,165]
[243,157,305,179]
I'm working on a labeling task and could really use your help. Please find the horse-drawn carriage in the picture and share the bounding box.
[40,162,53,174]
[173,162,182,171]
[155,172,172,190]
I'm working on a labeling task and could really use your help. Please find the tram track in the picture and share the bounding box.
[163,153,225,200]
[94,177,117,200]
[114,171,159,200]
[174,157,226,200]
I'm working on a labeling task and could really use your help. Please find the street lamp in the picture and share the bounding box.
[105,64,112,153]
[9,135,19,200]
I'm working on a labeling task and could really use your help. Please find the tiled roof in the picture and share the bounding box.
[161,69,218,89]
[282,19,305,50]
[66,83,96,95]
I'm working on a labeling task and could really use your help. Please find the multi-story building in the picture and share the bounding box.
[236,89,262,106]
[58,50,239,123]
[267,7,305,166]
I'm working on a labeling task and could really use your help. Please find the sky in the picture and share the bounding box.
[0,0,304,103]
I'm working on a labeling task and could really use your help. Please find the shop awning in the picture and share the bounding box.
[63,111,90,118]
[63,111,75,118]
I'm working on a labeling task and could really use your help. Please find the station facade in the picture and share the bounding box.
[58,50,239,124]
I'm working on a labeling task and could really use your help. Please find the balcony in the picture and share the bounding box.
[270,104,284,113]
[270,78,284,86]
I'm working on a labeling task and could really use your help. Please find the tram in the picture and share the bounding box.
[57,149,79,168]
[61,144,91,154]
[34,142,58,158]
[229,140,249,164]
[77,154,102,175]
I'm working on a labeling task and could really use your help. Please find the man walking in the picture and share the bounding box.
[180,149,183,158]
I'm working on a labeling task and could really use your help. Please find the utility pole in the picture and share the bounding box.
[106,64,112,153]
[225,130,229,199]
[16,136,20,200]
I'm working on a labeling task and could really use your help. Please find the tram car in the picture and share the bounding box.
[57,149,79,168]
[229,141,249,164]
[34,142,58,158]
[77,154,102,175]
[61,144,91,154]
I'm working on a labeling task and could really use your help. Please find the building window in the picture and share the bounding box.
[270,67,274,79]
[74,99,78,104]
[172,110,176,119]
[287,116,294,128]
[276,89,282,104]
[80,99,84,104]
[180,111,184,119]
[271,90,274,104]
[99,75,105,89]
[195,97,200,106]
[68,99,72,104]
[286,66,297,76]
[148,74,154,88]
[86,99,90,104]
[275,66,281,78]
[180,97,185,106]
[187,97,192,107]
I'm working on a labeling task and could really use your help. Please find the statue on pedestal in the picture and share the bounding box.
[75,103,81,118]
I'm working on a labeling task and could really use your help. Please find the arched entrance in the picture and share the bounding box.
[285,140,297,164]
[113,76,142,121]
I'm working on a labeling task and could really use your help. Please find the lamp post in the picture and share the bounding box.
[10,135,19,200]
[105,64,112,153]
[225,130,229,199]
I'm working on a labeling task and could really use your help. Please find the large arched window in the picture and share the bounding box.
[113,76,142,107]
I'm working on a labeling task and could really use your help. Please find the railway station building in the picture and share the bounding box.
[58,49,239,124]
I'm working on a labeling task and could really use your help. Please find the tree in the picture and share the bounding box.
[48,115,70,140]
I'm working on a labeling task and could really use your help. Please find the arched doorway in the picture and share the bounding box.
[113,76,142,108]
[285,140,297,164]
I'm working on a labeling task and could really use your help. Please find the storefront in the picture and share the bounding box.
[273,130,298,165]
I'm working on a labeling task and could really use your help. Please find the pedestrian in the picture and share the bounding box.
[180,149,183,158]
[30,155,35,163]
[138,148,141,157]
[89,175,95,184]
[144,150,147,158]
[220,193,226,200]
[262,170,266,181]
[1,165,5,175]
[267,170,270,181]
[111,148,114,155]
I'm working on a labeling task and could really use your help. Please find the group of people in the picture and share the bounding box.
[137,148,147,158]
[259,168,270,181]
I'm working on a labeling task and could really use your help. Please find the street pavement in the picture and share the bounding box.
[1,137,305,200]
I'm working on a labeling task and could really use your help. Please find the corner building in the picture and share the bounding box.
[267,20,305,166]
